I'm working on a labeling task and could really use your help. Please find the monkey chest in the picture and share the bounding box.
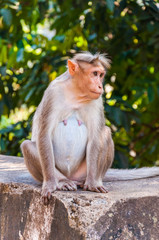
[53,114,88,176]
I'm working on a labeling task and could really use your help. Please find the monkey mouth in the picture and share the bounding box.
[91,91,102,95]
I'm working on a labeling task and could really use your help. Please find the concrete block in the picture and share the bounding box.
[0,155,159,240]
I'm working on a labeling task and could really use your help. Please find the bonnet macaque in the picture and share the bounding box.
[21,52,159,205]
[21,52,114,204]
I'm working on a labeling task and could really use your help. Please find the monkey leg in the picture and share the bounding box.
[21,140,77,191]
[21,140,43,182]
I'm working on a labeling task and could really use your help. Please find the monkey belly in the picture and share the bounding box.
[53,114,88,177]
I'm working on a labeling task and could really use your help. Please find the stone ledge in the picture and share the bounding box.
[0,155,159,240]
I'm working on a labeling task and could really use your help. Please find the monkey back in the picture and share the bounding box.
[53,114,88,177]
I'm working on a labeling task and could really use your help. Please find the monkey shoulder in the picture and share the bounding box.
[31,83,63,140]
[45,81,62,97]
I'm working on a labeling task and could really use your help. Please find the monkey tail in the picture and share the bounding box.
[103,167,159,181]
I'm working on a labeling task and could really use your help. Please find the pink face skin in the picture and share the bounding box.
[67,60,106,100]
[86,65,105,99]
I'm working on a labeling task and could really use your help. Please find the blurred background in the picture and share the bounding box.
[0,0,159,168]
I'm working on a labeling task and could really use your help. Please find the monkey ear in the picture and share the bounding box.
[67,60,79,76]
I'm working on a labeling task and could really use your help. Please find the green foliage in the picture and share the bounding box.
[0,0,159,167]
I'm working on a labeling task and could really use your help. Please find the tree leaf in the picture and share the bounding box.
[24,86,37,102]
[106,0,114,12]
[147,85,154,103]
[16,49,24,62]
[0,8,12,26]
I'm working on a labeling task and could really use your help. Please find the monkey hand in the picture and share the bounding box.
[41,179,58,205]
[83,179,108,193]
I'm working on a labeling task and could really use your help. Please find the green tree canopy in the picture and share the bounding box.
[0,0,159,168]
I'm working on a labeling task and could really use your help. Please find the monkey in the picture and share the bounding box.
[21,52,159,205]
[21,52,114,204]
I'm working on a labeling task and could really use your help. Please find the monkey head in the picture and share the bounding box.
[67,52,110,100]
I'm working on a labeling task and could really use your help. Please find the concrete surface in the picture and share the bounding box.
[0,154,159,240]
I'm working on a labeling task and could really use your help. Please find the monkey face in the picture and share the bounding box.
[80,63,105,100]
[88,67,105,99]
[67,59,106,100]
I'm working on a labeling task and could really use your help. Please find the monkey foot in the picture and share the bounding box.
[57,179,77,191]
[83,184,108,193]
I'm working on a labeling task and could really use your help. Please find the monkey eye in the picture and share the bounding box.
[100,73,104,78]
[93,71,98,76]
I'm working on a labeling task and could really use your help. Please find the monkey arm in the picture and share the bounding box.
[84,109,105,182]
[85,139,100,181]
[37,132,56,183]
[37,131,58,204]
[83,123,112,193]
[37,120,59,205]
[35,88,60,203]
[83,138,108,193]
